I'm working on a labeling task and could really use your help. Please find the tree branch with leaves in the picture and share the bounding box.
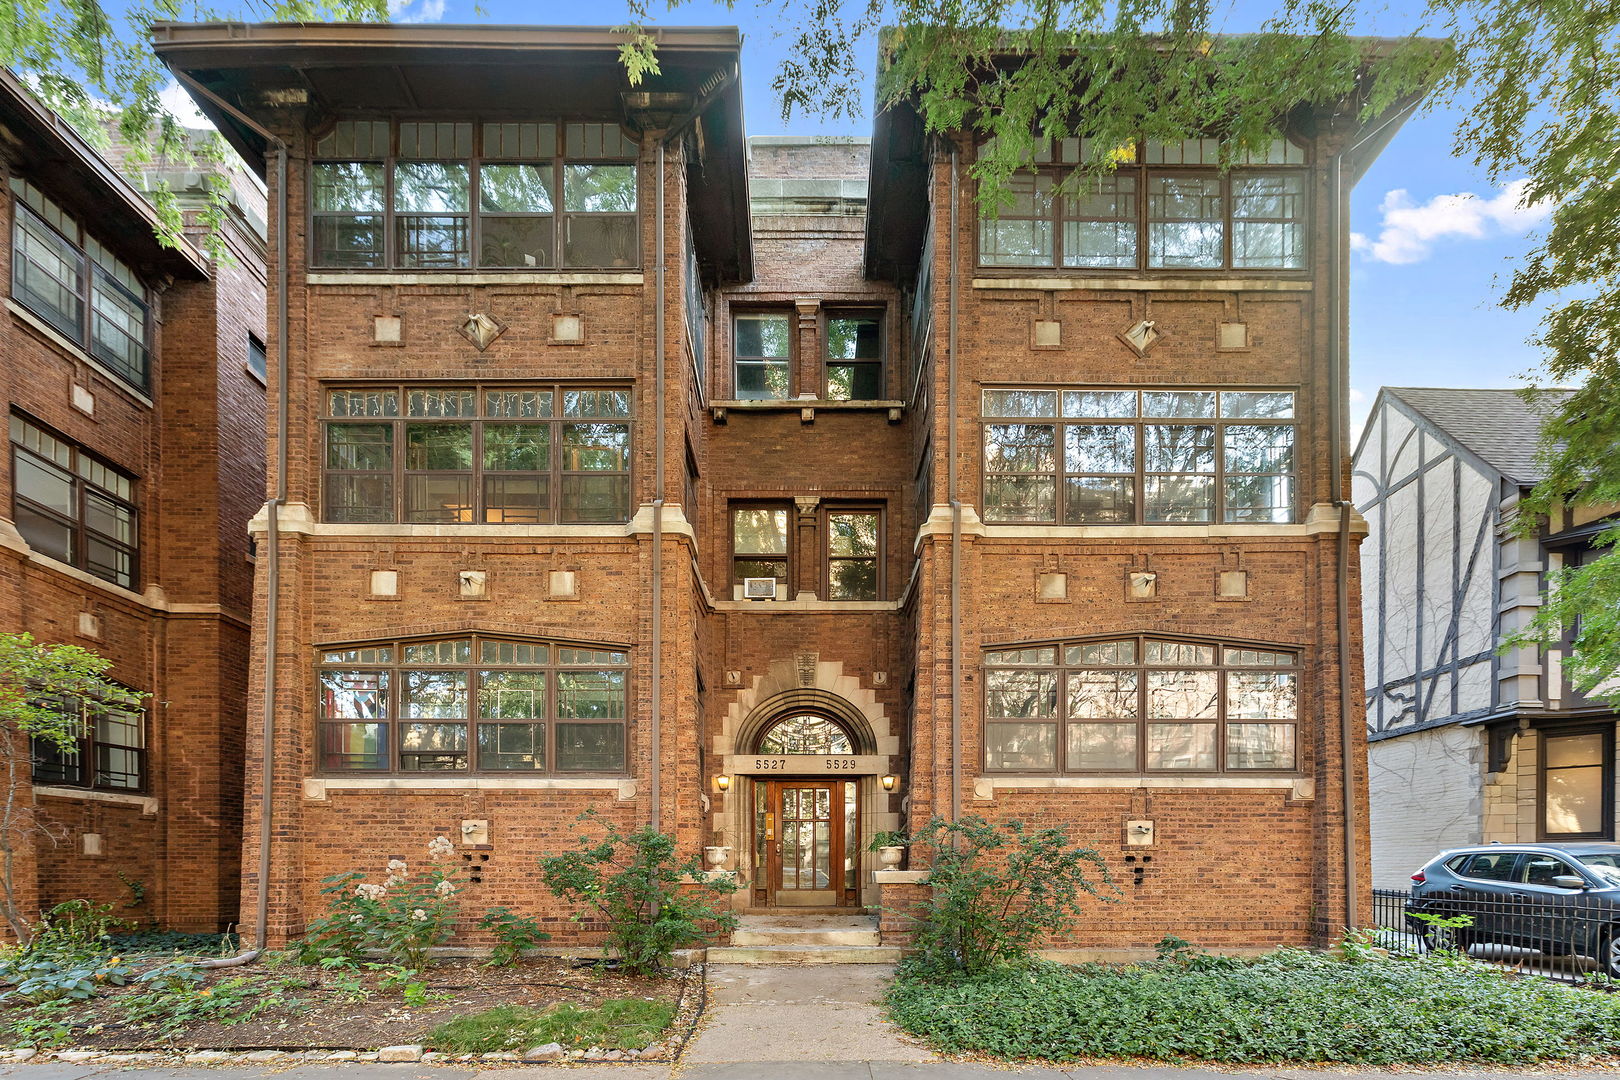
[0,633,143,943]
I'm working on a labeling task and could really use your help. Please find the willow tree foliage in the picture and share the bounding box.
[0,0,389,258]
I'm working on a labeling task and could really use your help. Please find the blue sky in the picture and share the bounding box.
[190,0,1557,429]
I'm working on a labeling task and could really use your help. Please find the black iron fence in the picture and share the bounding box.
[1371,887,1619,982]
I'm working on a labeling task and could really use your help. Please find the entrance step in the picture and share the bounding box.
[728,913,880,947]
[706,944,902,965]
[712,913,894,963]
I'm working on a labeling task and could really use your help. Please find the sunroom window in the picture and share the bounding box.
[318,635,629,774]
[984,637,1299,774]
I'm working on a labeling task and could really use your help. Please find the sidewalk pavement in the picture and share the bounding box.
[1,964,1618,1079]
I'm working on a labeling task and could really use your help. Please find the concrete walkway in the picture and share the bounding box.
[682,964,932,1064]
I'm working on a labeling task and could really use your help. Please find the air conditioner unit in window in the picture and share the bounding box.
[742,577,778,600]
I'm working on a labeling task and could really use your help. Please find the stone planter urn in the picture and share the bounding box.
[704,845,730,870]
[877,845,905,869]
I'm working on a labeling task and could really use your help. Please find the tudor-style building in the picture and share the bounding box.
[1355,387,1620,889]
[0,71,267,930]
[156,22,1413,952]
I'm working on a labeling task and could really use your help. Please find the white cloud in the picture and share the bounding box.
[1350,179,1552,265]
[159,80,211,130]
[390,0,447,22]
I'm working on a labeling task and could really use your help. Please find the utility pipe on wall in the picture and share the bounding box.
[947,144,962,824]
[650,137,666,832]
[174,71,287,961]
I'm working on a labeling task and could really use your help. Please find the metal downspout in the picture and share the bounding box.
[948,145,962,824]
[1330,145,1358,931]
[174,71,285,962]
[1328,98,1419,931]
[651,138,666,832]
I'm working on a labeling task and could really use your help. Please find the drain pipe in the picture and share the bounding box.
[1327,142,1358,933]
[650,136,666,832]
[1328,97,1421,933]
[175,71,286,964]
[947,144,962,824]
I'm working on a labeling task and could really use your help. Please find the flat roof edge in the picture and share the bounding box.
[150,21,742,53]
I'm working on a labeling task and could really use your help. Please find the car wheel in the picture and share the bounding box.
[1421,925,1470,952]
[1601,929,1620,978]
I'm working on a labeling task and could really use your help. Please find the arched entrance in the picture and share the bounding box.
[748,711,864,908]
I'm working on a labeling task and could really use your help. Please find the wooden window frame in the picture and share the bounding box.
[822,309,885,401]
[972,137,1309,274]
[731,500,794,594]
[309,119,640,271]
[981,633,1302,777]
[316,634,630,777]
[979,386,1297,526]
[9,413,138,588]
[31,685,147,793]
[1537,724,1616,841]
[319,383,632,525]
[822,504,885,601]
[10,185,152,390]
[732,309,795,401]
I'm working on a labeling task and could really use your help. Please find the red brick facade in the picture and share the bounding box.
[0,76,265,932]
[153,25,1389,953]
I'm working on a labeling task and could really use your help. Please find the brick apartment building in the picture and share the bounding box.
[0,71,266,930]
[155,23,1412,951]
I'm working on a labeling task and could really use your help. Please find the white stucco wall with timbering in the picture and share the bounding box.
[1369,724,1485,888]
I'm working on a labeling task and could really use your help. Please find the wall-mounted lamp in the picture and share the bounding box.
[880,774,899,792]
[715,774,731,793]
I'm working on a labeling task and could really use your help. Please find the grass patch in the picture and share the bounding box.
[426,998,674,1054]
[886,950,1620,1065]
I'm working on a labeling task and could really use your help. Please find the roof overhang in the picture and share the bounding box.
[151,22,753,282]
[0,68,208,281]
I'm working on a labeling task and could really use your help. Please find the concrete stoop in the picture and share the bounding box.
[709,913,900,964]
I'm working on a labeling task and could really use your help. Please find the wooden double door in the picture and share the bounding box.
[753,778,860,908]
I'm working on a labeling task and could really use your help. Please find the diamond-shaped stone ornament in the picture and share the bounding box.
[458,312,506,351]
[1118,318,1161,357]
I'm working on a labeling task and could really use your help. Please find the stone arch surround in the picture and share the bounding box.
[710,657,902,909]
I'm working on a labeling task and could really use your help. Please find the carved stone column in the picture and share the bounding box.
[794,496,820,600]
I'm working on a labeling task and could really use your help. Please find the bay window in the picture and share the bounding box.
[984,637,1299,774]
[318,635,628,774]
[977,136,1307,272]
[312,119,638,270]
[981,387,1296,525]
[322,384,630,524]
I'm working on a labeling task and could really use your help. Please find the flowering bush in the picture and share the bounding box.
[303,837,463,969]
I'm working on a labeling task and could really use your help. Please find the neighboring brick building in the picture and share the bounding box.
[1355,388,1618,889]
[0,71,265,931]
[157,23,1412,952]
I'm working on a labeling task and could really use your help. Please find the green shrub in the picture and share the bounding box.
[897,816,1116,975]
[426,999,674,1053]
[478,906,551,966]
[538,813,736,975]
[302,836,462,969]
[887,950,1620,1064]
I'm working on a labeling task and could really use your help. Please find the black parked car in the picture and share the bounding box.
[1407,842,1620,975]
